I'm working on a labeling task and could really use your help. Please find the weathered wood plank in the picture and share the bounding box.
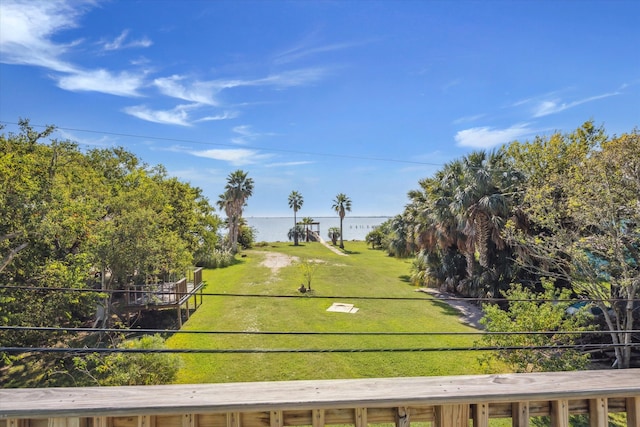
[550,400,569,427]
[627,396,639,427]
[1,370,639,419]
[588,398,607,427]
[434,404,469,427]
[269,411,282,427]
[472,402,488,427]
[354,407,366,427]
[311,409,324,427]
[511,401,529,427]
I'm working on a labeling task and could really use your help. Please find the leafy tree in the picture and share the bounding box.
[479,281,592,373]
[331,193,351,249]
[288,191,304,245]
[365,228,385,249]
[217,170,254,254]
[327,227,340,246]
[288,225,305,244]
[504,122,639,369]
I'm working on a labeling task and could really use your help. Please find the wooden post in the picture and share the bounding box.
[139,416,156,427]
[312,409,325,427]
[512,401,529,427]
[177,304,182,328]
[396,406,410,427]
[589,398,607,427]
[270,411,283,427]
[434,404,469,427]
[355,408,367,427]
[182,414,197,427]
[550,400,569,427]
[472,403,489,427]
[627,397,639,427]
[226,412,240,427]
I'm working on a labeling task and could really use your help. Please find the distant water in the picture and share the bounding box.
[245,216,391,242]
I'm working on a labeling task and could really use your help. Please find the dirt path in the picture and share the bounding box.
[311,232,348,256]
[417,288,484,329]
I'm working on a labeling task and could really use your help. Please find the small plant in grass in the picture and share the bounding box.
[298,257,320,291]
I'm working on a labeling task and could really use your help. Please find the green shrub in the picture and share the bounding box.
[73,334,181,386]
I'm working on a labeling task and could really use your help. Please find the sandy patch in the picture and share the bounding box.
[260,252,299,274]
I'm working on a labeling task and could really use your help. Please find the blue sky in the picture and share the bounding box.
[1,0,638,217]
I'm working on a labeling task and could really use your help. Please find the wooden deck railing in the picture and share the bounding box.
[1,369,639,427]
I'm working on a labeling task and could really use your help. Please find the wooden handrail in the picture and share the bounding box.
[1,369,639,426]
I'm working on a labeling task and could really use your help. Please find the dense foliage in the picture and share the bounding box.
[0,120,221,385]
[374,121,639,369]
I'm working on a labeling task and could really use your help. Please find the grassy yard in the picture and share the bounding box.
[168,241,496,384]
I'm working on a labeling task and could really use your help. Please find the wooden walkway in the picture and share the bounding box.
[121,267,205,327]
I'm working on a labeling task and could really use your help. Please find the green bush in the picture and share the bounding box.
[73,335,181,386]
[196,249,235,269]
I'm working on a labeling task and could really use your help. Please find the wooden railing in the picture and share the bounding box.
[1,369,639,427]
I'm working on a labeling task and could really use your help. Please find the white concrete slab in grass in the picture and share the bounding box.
[326,303,359,313]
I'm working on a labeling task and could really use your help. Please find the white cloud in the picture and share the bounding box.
[189,148,273,166]
[194,111,239,122]
[257,68,327,87]
[532,92,620,117]
[452,114,485,125]
[274,38,371,65]
[102,29,152,51]
[0,0,88,73]
[265,161,314,168]
[455,123,534,148]
[123,104,201,126]
[154,75,221,105]
[232,125,259,144]
[57,69,145,96]
[124,103,238,126]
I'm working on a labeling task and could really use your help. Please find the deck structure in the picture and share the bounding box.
[1,369,639,426]
[122,267,205,327]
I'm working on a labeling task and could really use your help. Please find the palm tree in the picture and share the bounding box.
[331,193,351,249]
[288,191,303,246]
[217,170,254,254]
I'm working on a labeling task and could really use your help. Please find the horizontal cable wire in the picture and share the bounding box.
[2,325,638,336]
[2,343,639,355]
[0,120,442,167]
[1,285,637,303]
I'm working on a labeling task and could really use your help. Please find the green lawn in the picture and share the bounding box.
[168,241,495,384]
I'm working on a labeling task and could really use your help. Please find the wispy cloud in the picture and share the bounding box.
[0,0,87,73]
[189,148,274,166]
[57,69,146,96]
[123,104,201,126]
[194,111,239,122]
[452,114,485,125]
[154,75,221,105]
[274,37,371,65]
[532,92,620,117]
[455,123,534,148]
[265,161,314,168]
[102,29,152,51]
[230,125,276,144]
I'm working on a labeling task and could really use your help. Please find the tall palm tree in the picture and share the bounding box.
[331,193,351,249]
[217,170,254,254]
[288,191,303,246]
